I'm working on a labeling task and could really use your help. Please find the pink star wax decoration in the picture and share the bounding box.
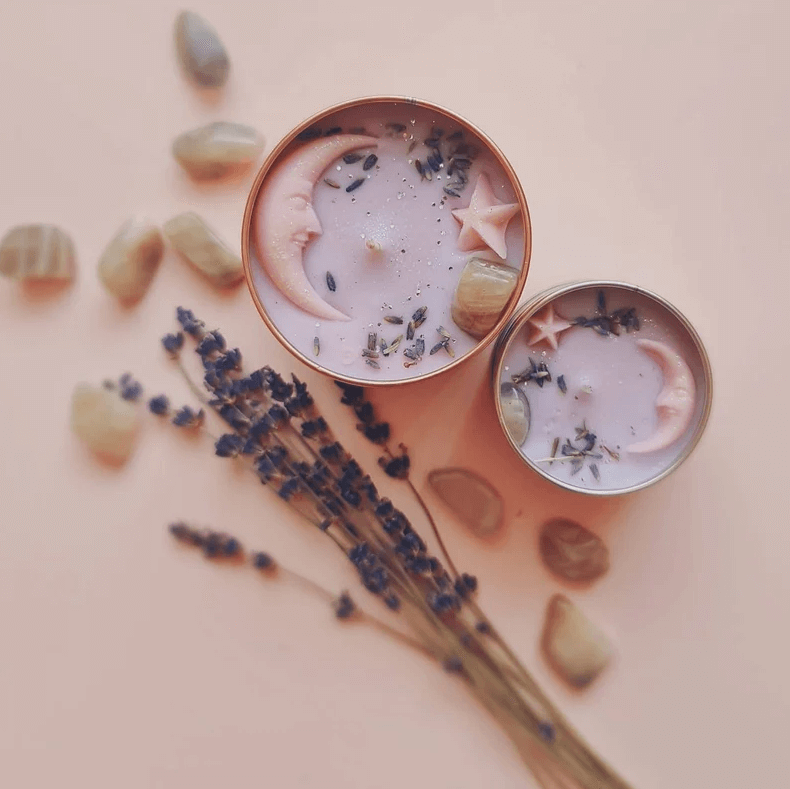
[451,173,520,259]
[526,304,573,350]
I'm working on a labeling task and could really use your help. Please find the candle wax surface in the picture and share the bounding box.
[499,287,707,492]
[250,102,526,381]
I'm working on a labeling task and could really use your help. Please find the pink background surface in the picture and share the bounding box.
[1,2,788,788]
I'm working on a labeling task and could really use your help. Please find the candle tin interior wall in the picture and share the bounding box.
[492,281,713,496]
[242,96,531,386]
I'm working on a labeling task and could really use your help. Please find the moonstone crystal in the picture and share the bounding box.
[0,224,75,281]
[163,212,243,288]
[71,384,138,464]
[499,382,530,446]
[172,122,264,179]
[174,10,230,88]
[451,257,519,339]
[97,218,164,304]
[539,519,609,584]
[427,468,503,537]
[542,595,612,689]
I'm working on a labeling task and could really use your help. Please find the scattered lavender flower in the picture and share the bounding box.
[252,551,275,570]
[148,395,170,415]
[334,592,356,619]
[119,373,143,401]
[162,332,184,355]
[172,405,204,428]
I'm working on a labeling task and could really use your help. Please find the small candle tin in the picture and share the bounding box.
[492,281,713,495]
[242,95,531,386]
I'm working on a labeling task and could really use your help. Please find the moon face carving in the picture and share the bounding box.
[254,134,378,321]
[627,338,697,454]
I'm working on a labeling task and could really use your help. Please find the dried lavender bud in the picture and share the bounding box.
[118,373,143,401]
[296,127,321,141]
[240,438,261,455]
[278,476,300,501]
[252,551,275,570]
[169,522,192,542]
[265,370,294,402]
[172,405,204,428]
[362,422,390,444]
[215,433,244,458]
[412,305,427,327]
[539,723,556,742]
[334,381,364,405]
[148,395,170,415]
[162,332,185,355]
[319,442,343,462]
[475,620,491,635]
[375,499,394,518]
[176,306,205,337]
[354,401,375,423]
[429,592,460,614]
[196,330,226,357]
[222,536,241,557]
[454,573,478,598]
[334,592,355,619]
[384,594,401,611]
[341,487,361,507]
[214,348,241,372]
[219,404,251,430]
[381,454,410,479]
[300,420,320,438]
[443,656,463,673]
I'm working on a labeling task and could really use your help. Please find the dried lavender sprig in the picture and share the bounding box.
[164,323,459,621]
[165,323,520,692]
[165,315,508,673]
[334,381,461,578]
[331,379,592,726]
[169,522,433,656]
[156,309,633,789]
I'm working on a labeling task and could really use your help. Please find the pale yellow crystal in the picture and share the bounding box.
[71,384,138,464]
[451,257,518,339]
[0,224,75,281]
[499,382,530,446]
[427,468,503,537]
[542,595,613,689]
[174,10,230,88]
[97,218,164,304]
[163,212,243,288]
[172,122,263,179]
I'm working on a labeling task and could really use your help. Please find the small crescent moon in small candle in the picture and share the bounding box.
[254,134,378,321]
[627,339,697,454]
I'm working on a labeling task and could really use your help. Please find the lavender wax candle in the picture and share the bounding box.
[243,97,530,383]
[494,282,712,494]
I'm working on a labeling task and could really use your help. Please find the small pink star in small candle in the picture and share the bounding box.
[526,304,574,350]
[451,173,520,259]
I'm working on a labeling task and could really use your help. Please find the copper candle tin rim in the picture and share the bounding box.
[241,95,532,387]
[491,280,714,497]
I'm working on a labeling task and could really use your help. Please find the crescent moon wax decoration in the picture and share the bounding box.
[626,338,697,454]
[254,134,378,321]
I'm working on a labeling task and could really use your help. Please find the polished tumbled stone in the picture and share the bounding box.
[174,10,230,88]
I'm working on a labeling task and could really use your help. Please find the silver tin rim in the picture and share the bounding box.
[491,280,714,496]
